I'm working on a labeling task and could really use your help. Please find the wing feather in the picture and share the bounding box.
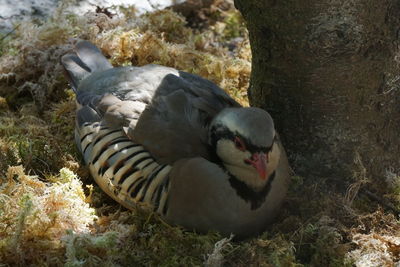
[62,42,239,164]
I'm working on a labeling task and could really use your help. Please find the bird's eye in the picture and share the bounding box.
[234,136,246,151]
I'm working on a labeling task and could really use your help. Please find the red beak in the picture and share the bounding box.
[245,152,268,180]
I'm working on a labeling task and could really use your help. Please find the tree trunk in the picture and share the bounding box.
[234,0,400,181]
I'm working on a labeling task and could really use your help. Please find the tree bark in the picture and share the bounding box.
[234,0,400,180]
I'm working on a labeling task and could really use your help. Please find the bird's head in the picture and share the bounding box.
[209,107,280,191]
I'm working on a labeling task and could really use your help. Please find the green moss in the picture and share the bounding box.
[222,10,246,39]
[11,194,34,248]
[0,109,76,174]
[0,166,97,264]
[64,230,119,266]
[142,9,192,43]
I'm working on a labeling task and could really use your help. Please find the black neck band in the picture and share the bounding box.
[228,171,276,210]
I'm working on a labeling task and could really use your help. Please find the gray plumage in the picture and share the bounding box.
[61,40,290,239]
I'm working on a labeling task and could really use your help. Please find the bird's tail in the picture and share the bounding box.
[61,40,112,92]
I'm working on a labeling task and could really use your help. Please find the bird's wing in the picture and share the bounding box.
[130,71,241,164]
[62,41,240,164]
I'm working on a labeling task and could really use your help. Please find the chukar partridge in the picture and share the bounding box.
[61,40,290,238]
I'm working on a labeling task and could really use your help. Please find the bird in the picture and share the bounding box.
[61,40,290,238]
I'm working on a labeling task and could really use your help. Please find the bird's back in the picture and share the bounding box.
[62,41,239,164]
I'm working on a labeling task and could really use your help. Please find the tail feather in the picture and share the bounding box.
[61,53,91,91]
[61,40,112,91]
[75,41,112,73]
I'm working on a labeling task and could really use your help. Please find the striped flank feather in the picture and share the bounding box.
[77,122,172,214]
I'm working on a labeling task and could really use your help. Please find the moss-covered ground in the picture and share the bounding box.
[0,1,399,266]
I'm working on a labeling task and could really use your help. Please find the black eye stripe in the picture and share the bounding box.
[234,136,246,149]
[210,124,275,153]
